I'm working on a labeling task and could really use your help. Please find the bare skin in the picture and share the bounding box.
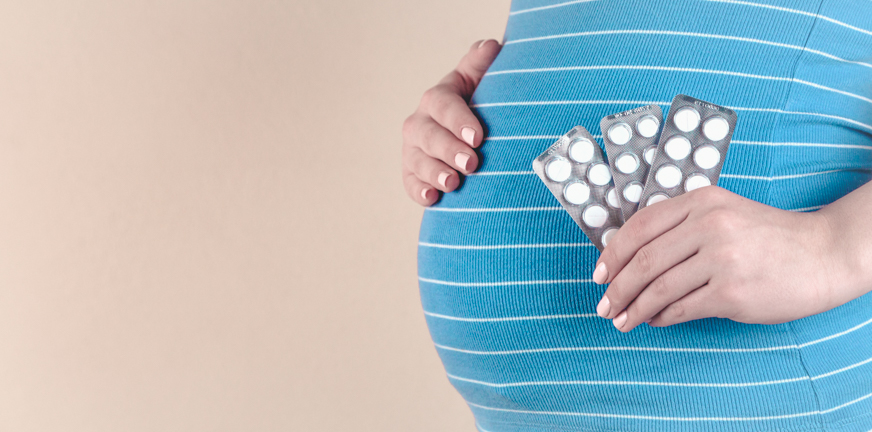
[401,40,501,205]
[594,183,872,332]
[402,40,872,332]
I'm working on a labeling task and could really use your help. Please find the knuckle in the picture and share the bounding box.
[408,150,430,175]
[401,142,413,161]
[401,115,417,142]
[649,274,672,298]
[627,212,651,239]
[668,301,687,321]
[424,85,451,110]
[704,209,736,232]
[695,185,722,204]
[420,87,439,107]
[420,124,442,153]
[634,246,657,276]
[430,96,453,120]
[715,245,743,266]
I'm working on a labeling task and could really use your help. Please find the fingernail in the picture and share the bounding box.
[421,188,431,200]
[461,127,476,147]
[455,153,472,171]
[613,311,628,330]
[592,262,608,284]
[644,319,652,325]
[596,296,610,318]
[478,40,488,49]
[438,172,451,188]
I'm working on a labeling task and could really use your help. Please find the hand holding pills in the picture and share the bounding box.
[532,95,872,332]
[591,186,843,332]
[534,95,735,254]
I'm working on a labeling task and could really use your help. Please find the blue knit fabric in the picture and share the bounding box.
[417,1,872,431]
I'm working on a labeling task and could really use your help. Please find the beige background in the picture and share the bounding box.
[0,1,510,431]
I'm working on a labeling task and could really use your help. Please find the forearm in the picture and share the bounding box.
[818,180,872,306]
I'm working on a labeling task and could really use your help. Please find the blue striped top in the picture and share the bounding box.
[417,1,872,431]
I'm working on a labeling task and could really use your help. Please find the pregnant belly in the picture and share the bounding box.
[415,56,871,432]
[414,2,872,429]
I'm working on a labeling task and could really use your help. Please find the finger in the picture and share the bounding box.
[425,39,501,148]
[411,118,479,174]
[403,169,440,206]
[648,284,725,327]
[611,254,712,332]
[593,191,697,285]
[445,39,502,97]
[404,146,460,193]
[420,85,485,149]
[599,221,701,319]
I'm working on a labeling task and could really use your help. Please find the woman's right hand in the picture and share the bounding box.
[402,39,502,206]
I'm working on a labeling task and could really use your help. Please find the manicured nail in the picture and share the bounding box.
[438,172,451,188]
[613,311,628,330]
[461,127,476,147]
[455,153,472,171]
[596,296,610,318]
[421,188,431,201]
[592,262,608,284]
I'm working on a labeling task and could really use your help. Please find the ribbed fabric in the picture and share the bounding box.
[417,1,872,431]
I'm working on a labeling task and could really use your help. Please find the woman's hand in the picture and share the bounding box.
[591,186,848,332]
[402,40,501,206]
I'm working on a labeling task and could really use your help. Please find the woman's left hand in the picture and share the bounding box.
[592,186,846,332]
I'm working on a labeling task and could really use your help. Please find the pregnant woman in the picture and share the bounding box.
[401,1,872,431]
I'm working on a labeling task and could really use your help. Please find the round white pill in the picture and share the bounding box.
[545,158,572,182]
[587,163,612,186]
[685,173,712,192]
[643,145,657,165]
[702,116,730,141]
[694,145,721,170]
[623,182,643,203]
[615,153,640,174]
[608,123,632,145]
[655,164,682,188]
[582,204,609,228]
[647,193,669,206]
[563,182,591,205]
[602,228,618,246]
[673,107,701,132]
[606,187,620,208]
[569,138,595,163]
[664,136,692,161]
[636,115,660,138]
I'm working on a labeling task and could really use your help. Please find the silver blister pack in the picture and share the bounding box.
[600,104,663,222]
[532,126,623,251]
[639,94,737,209]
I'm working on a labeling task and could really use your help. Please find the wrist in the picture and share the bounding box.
[815,207,872,309]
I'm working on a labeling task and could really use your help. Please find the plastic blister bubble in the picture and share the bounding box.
[532,126,623,251]
[638,95,737,208]
[600,104,664,223]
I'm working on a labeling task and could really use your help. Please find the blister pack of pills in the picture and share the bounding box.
[638,94,737,208]
[532,126,622,251]
[600,104,663,222]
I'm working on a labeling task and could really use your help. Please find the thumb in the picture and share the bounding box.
[442,39,502,98]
